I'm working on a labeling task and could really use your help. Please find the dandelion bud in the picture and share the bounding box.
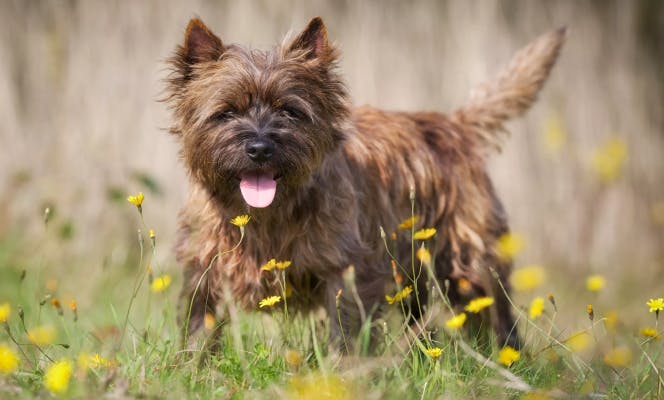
[19,269,26,282]
[149,229,156,247]
[547,293,557,311]
[379,226,386,240]
[586,304,594,321]
[409,186,416,201]
[51,299,63,316]
[18,306,24,322]
[390,232,397,240]
[69,301,78,322]
[335,288,342,307]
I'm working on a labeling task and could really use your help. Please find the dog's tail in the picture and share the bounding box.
[453,27,567,151]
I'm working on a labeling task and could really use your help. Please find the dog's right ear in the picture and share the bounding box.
[182,18,225,64]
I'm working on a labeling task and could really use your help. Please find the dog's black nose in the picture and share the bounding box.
[245,139,275,163]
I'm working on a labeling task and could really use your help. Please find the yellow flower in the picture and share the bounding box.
[529,297,545,319]
[261,259,291,271]
[398,216,418,230]
[0,303,10,322]
[287,372,351,400]
[646,298,664,313]
[0,343,19,374]
[27,325,56,346]
[510,264,545,292]
[464,297,494,313]
[151,274,172,292]
[285,349,304,366]
[496,232,524,261]
[565,331,591,352]
[385,285,413,305]
[416,246,431,266]
[276,260,291,270]
[149,229,156,239]
[585,274,605,292]
[230,214,251,227]
[44,359,73,394]
[78,352,113,370]
[591,137,628,184]
[604,310,619,332]
[641,327,659,339]
[542,113,566,154]
[424,347,443,359]
[126,192,144,207]
[603,346,632,368]
[497,346,520,367]
[204,313,215,330]
[457,278,472,295]
[586,304,594,321]
[259,296,281,308]
[445,313,467,330]
[413,228,436,240]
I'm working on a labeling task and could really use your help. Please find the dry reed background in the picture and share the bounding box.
[0,1,662,320]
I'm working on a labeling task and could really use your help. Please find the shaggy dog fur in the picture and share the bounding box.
[165,17,565,351]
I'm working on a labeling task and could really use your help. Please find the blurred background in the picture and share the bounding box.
[0,1,662,328]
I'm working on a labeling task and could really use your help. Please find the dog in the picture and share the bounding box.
[164,16,565,352]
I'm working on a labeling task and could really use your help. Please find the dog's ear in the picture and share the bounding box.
[287,17,331,61]
[183,18,225,64]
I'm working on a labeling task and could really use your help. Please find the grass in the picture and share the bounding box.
[0,195,662,400]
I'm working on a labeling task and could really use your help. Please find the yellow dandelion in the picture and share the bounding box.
[230,214,251,227]
[543,113,566,154]
[496,232,524,261]
[510,264,545,292]
[497,346,520,367]
[529,297,545,320]
[261,259,277,271]
[149,229,156,239]
[604,310,619,332]
[288,372,351,400]
[641,327,659,339]
[464,297,494,313]
[150,274,172,293]
[126,192,144,207]
[416,246,431,266]
[424,347,443,359]
[585,274,605,292]
[445,313,467,330]
[44,359,73,394]
[0,303,10,322]
[385,285,413,305]
[276,260,292,270]
[0,343,19,374]
[259,296,281,308]
[27,325,56,346]
[285,349,304,366]
[565,331,591,352]
[457,278,472,295]
[646,298,664,313]
[591,137,627,183]
[413,228,436,240]
[398,216,418,230]
[204,312,215,330]
[603,346,632,368]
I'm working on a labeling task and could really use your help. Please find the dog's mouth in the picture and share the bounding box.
[239,170,279,208]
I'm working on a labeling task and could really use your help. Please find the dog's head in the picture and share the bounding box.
[166,17,348,209]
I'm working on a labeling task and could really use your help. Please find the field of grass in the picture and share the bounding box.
[0,192,662,399]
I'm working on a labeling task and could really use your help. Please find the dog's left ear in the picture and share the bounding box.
[287,17,331,61]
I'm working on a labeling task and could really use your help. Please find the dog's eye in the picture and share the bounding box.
[210,110,235,123]
[282,107,304,120]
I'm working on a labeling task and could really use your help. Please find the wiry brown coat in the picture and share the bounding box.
[165,17,565,350]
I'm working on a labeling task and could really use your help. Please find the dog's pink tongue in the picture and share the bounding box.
[239,172,277,208]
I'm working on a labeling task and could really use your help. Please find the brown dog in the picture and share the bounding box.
[165,17,565,352]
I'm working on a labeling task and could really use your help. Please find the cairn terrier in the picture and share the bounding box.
[165,16,565,351]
